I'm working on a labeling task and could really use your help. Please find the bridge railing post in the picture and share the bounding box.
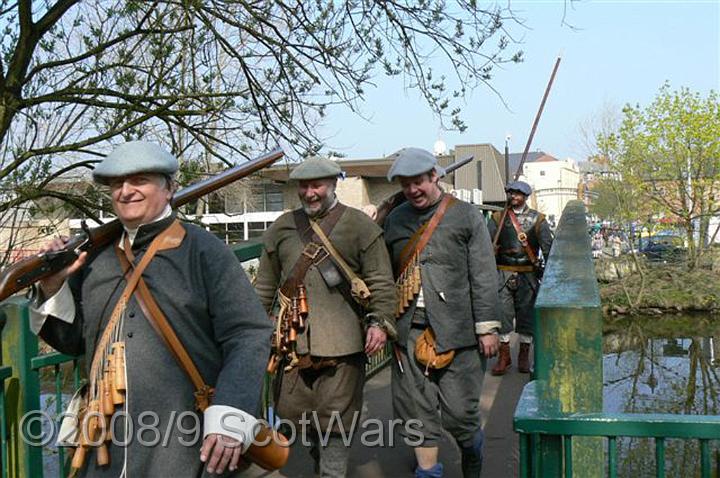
[531,200,604,477]
[1,297,43,478]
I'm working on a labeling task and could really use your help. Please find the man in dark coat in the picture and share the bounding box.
[30,141,272,477]
[383,147,500,478]
[487,181,553,375]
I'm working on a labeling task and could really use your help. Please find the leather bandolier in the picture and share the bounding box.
[116,222,290,472]
[492,209,545,273]
[394,195,456,318]
[267,204,370,374]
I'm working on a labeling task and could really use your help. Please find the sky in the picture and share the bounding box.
[318,1,720,162]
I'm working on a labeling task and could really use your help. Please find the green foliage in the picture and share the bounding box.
[600,264,720,311]
[597,84,720,266]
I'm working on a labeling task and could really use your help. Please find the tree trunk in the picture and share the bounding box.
[685,220,698,269]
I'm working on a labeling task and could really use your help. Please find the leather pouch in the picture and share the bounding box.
[414,328,455,375]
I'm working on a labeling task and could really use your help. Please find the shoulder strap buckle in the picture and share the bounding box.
[302,242,328,262]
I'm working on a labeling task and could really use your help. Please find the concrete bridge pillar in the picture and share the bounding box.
[532,200,604,477]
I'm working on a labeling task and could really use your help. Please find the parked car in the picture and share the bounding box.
[640,235,685,262]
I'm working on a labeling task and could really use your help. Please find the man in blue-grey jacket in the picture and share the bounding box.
[31,142,271,477]
[383,147,500,478]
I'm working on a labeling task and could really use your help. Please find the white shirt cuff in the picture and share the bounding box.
[203,405,259,453]
[29,281,76,335]
[475,320,501,335]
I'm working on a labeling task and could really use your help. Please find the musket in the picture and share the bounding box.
[0,148,285,301]
[374,155,474,226]
[492,56,561,248]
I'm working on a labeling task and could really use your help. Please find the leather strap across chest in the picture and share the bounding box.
[280,204,346,297]
[507,209,538,265]
[397,194,456,279]
[115,221,214,411]
[88,220,184,386]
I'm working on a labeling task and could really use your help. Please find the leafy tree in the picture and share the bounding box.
[0,0,523,262]
[598,84,720,268]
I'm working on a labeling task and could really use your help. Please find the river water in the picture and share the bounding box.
[604,313,720,477]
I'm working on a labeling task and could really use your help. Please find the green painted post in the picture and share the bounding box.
[563,436,573,478]
[533,200,604,477]
[1,367,10,478]
[1,298,42,478]
[519,433,529,478]
[699,439,710,478]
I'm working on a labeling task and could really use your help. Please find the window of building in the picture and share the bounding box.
[540,170,546,176]
[207,193,225,214]
[226,223,244,243]
[248,183,284,212]
[248,221,267,239]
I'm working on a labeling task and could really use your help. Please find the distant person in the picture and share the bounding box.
[592,234,605,259]
[608,233,621,257]
[487,181,553,375]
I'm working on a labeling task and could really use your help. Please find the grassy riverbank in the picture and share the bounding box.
[599,262,720,316]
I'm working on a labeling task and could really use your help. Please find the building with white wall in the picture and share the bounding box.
[520,154,581,225]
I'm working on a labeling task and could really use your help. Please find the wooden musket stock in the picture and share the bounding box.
[245,426,291,470]
[0,148,284,301]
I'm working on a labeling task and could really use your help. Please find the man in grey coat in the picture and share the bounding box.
[383,148,500,478]
[30,141,272,477]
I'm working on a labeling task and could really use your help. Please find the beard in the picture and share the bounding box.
[301,190,336,218]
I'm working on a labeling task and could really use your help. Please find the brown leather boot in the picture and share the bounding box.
[491,342,512,375]
[518,343,532,373]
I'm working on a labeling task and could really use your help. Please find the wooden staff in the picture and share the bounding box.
[492,55,562,248]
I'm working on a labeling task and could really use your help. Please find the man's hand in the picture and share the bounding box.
[478,333,499,358]
[200,433,243,474]
[38,236,87,298]
[365,326,387,356]
[361,204,378,220]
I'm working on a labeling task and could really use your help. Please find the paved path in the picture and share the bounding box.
[246,337,529,478]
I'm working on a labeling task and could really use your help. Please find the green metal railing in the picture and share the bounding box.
[0,241,391,477]
[515,381,720,477]
[514,200,720,478]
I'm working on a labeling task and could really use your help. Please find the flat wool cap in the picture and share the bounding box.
[386,147,446,181]
[289,158,342,180]
[93,141,178,184]
[505,180,532,196]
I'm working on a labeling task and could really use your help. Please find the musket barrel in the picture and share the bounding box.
[0,148,284,301]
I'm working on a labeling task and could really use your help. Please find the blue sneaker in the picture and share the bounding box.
[415,462,444,478]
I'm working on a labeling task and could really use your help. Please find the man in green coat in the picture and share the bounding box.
[255,158,396,478]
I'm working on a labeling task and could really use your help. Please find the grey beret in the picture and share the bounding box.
[289,158,342,180]
[93,141,178,184]
[386,147,446,181]
[505,180,532,196]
